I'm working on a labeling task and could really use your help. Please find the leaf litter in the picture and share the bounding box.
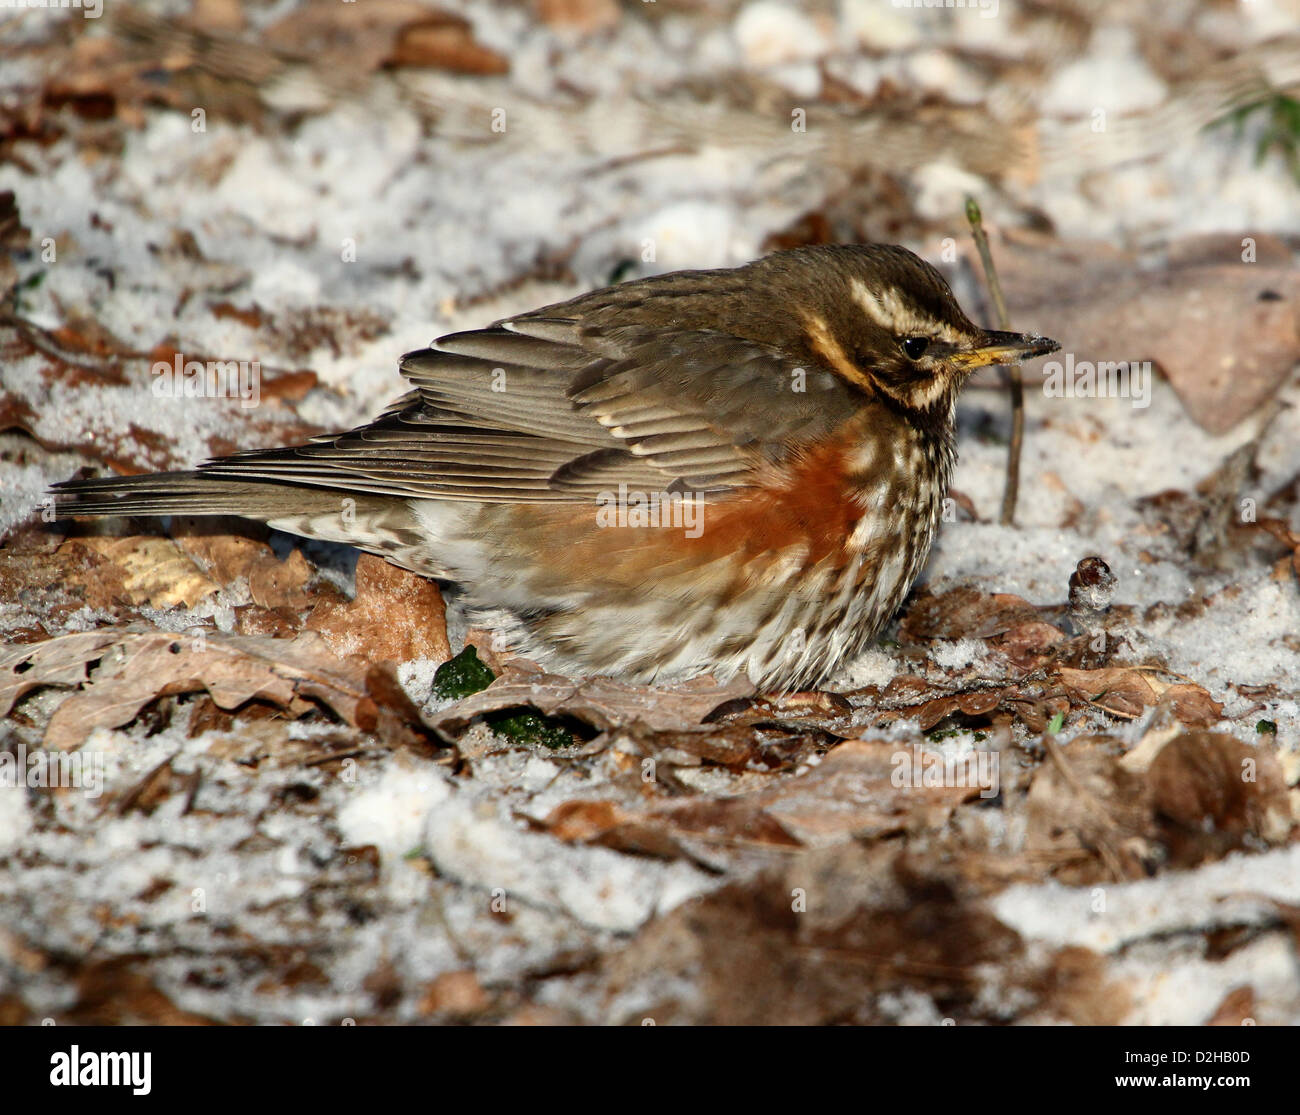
[0,0,1299,1025]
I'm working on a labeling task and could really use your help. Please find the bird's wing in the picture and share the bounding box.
[198,314,860,503]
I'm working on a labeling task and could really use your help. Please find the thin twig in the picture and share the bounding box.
[964,196,1023,526]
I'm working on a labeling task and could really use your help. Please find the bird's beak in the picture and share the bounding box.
[951,330,1060,370]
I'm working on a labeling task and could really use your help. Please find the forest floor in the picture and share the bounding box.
[1,0,1299,1024]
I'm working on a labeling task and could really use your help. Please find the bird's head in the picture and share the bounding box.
[777,244,1059,415]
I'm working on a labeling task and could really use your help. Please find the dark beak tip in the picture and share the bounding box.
[979,330,1060,360]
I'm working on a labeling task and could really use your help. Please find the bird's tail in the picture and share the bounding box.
[50,472,445,576]
[52,471,335,520]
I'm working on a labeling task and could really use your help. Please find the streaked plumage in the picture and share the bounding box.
[52,244,1057,690]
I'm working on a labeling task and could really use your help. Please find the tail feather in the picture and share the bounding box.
[51,471,344,519]
[50,472,447,577]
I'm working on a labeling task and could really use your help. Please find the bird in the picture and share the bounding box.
[51,243,1058,691]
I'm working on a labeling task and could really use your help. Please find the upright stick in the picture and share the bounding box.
[964,196,1022,527]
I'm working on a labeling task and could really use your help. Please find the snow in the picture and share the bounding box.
[734,2,829,67]
[993,843,1300,951]
[1041,26,1168,118]
[1,0,1297,1025]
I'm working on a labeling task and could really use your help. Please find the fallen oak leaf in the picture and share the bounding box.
[39,629,371,750]
[0,630,120,718]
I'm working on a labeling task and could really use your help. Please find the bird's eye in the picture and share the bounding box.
[901,336,930,360]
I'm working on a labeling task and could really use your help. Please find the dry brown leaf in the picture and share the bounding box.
[113,755,177,817]
[995,620,1070,669]
[0,190,27,298]
[192,0,245,33]
[306,553,450,664]
[1206,985,1256,1026]
[1025,735,1154,882]
[901,587,1042,641]
[391,17,511,74]
[65,535,218,609]
[542,737,991,860]
[634,722,794,770]
[63,957,216,1025]
[1041,946,1133,1026]
[429,667,753,738]
[534,0,621,34]
[1055,666,1156,720]
[1027,727,1290,879]
[174,530,314,610]
[755,738,986,846]
[1255,517,1300,584]
[1058,667,1222,725]
[418,970,491,1017]
[544,800,624,842]
[543,795,799,863]
[1147,731,1293,860]
[0,630,119,718]
[32,629,371,750]
[1154,683,1225,728]
[598,845,1026,1024]
[265,2,508,76]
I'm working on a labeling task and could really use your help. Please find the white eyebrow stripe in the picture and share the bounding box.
[849,277,967,345]
[850,278,907,331]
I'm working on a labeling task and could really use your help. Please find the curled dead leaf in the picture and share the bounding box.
[1146,731,1293,859]
[306,553,450,664]
[1057,667,1220,725]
